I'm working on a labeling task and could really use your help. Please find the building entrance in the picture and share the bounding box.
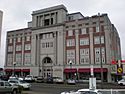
[42,57,53,78]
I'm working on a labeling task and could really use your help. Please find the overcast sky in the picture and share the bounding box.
[0,0,125,67]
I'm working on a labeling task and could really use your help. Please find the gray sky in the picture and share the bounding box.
[0,0,125,67]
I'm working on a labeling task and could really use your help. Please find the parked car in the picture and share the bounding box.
[118,79,125,85]
[36,76,44,83]
[67,79,76,85]
[8,76,18,82]
[0,80,22,94]
[8,80,31,89]
[53,77,64,84]
[24,75,35,82]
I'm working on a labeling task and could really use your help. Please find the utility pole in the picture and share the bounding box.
[98,13,103,88]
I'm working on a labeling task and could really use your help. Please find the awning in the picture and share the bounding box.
[78,68,108,73]
[14,69,21,72]
[78,68,90,73]
[94,68,108,72]
[22,69,30,72]
[64,68,77,73]
[4,69,13,72]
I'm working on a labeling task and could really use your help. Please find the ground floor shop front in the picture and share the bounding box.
[4,69,30,77]
[4,67,124,83]
[64,68,108,82]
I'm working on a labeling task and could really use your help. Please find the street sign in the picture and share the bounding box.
[117,60,123,74]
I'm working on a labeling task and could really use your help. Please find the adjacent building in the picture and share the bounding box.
[0,10,3,47]
[4,5,122,82]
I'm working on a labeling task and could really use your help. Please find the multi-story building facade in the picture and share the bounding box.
[0,10,3,47]
[4,5,121,82]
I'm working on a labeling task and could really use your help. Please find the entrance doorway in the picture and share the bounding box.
[42,57,53,78]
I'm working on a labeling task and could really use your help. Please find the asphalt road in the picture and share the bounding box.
[22,83,125,94]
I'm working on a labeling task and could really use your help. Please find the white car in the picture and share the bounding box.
[24,75,35,82]
[67,79,76,84]
[118,79,125,85]
[53,77,64,83]
[8,80,31,89]
[61,89,102,94]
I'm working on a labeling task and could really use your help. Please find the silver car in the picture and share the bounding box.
[0,80,21,94]
[8,80,31,89]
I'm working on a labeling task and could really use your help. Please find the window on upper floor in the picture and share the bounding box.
[80,48,90,64]
[26,36,30,41]
[8,46,13,52]
[80,48,89,55]
[8,38,13,44]
[44,19,50,26]
[95,48,100,55]
[16,45,22,51]
[7,54,13,66]
[15,53,22,66]
[81,28,87,34]
[25,44,31,50]
[24,53,31,66]
[101,36,104,44]
[67,39,75,47]
[51,18,53,25]
[68,30,74,36]
[96,26,99,32]
[94,36,100,44]
[80,38,89,45]
[67,50,75,64]
[17,37,21,42]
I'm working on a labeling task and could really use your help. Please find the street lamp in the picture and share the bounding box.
[69,60,72,79]
[13,62,16,76]
[98,13,103,88]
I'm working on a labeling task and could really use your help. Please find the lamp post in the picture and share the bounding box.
[98,13,103,88]
[13,62,16,76]
[69,60,72,79]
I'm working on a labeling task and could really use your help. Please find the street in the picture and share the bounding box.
[22,83,125,94]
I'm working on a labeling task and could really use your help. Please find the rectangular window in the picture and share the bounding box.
[24,53,31,66]
[44,19,50,26]
[9,39,13,44]
[8,46,13,52]
[17,37,21,42]
[96,26,99,32]
[95,48,100,64]
[67,39,75,47]
[51,18,53,24]
[101,47,105,64]
[7,54,13,66]
[101,36,104,44]
[25,44,31,50]
[16,45,22,51]
[26,36,30,41]
[80,38,89,45]
[81,28,86,34]
[68,30,73,36]
[67,50,75,64]
[15,53,22,66]
[94,36,100,44]
[80,48,90,64]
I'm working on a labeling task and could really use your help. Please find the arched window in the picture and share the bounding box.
[43,57,52,64]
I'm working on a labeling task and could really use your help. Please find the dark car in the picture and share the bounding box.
[36,76,44,83]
